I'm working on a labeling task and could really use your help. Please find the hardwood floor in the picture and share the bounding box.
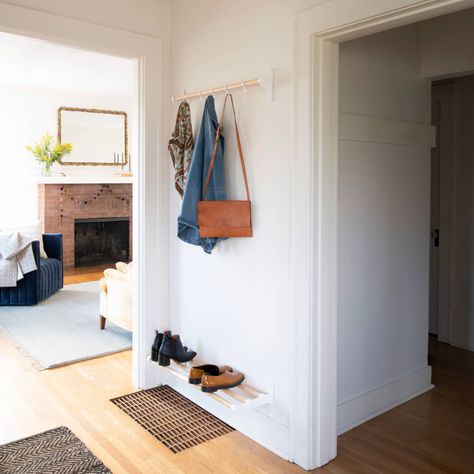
[0,336,303,474]
[321,337,474,473]
[64,264,110,285]
[1,291,473,474]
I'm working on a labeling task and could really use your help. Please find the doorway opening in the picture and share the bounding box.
[333,4,474,469]
[291,0,474,469]
[0,30,136,372]
[429,75,474,352]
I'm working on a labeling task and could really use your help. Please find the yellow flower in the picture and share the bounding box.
[26,133,72,166]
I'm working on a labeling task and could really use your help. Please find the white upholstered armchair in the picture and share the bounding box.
[99,261,133,331]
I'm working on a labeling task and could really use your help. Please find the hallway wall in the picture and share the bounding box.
[447,75,474,351]
[167,0,324,459]
[338,24,434,433]
[420,8,474,352]
[421,7,474,79]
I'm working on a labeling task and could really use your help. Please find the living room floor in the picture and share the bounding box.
[1,264,473,474]
[64,264,112,285]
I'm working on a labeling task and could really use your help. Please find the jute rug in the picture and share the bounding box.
[0,426,111,474]
[111,385,234,453]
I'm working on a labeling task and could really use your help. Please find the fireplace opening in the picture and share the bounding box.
[74,218,130,267]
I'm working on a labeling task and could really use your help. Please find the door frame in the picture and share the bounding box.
[0,2,169,389]
[289,0,474,469]
[430,82,455,343]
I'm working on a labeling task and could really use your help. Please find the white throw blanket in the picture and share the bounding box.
[0,232,38,287]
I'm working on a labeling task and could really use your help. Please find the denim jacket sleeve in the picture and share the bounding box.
[177,96,226,254]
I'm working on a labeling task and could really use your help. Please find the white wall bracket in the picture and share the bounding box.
[258,68,274,100]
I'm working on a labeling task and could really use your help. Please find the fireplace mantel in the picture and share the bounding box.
[38,182,133,268]
[34,176,133,184]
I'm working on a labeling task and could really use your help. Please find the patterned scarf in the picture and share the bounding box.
[168,101,194,198]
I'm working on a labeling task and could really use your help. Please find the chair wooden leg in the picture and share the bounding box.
[100,315,106,330]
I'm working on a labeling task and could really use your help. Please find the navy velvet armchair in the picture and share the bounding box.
[0,234,63,305]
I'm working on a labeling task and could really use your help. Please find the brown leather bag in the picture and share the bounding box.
[198,94,252,238]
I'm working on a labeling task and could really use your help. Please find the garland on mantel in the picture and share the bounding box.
[59,184,132,220]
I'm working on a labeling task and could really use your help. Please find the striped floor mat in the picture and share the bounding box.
[111,385,234,453]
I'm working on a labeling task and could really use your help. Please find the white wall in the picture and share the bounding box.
[0,0,169,228]
[337,25,433,432]
[168,0,321,459]
[0,27,138,226]
[419,10,474,352]
[0,85,132,225]
[2,0,170,39]
[421,7,474,79]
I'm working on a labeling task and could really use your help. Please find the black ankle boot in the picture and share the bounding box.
[152,330,189,362]
[151,331,165,362]
[158,334,196,366]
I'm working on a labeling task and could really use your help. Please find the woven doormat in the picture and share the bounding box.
[0,426,111,474]
[111,385,234,453]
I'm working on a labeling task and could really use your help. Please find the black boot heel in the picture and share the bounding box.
[151,330,165,362]
[158,353,170,366]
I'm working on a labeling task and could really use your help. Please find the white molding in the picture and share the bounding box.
[0,2,169,389]
[337,366,433,434]
[289,0,474,469]
[432,83,455,344]
[340,114,436,147]
[165,377,289,460]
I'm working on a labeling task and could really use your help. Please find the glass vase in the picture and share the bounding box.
[42,162,54,176]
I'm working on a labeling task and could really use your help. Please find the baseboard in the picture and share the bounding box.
[337,366,433,435]
[449,341,474,352]
[165,377,290,462]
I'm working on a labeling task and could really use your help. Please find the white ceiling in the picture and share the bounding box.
[0,31,135,97]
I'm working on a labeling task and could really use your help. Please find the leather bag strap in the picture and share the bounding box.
[202,94,250,201]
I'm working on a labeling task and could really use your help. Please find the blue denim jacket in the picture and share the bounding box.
[177,96,226,254]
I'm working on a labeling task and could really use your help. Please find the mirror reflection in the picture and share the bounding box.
[58,107,128,166]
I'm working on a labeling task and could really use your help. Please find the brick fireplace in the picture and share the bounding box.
[38,183,132,268]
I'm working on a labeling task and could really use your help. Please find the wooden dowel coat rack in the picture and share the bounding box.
[171,69,274,102]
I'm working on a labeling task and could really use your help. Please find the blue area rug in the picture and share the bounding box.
[0,281,132,369]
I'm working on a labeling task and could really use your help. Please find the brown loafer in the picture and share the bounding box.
[188,365,233,384]
[201,371,245,392]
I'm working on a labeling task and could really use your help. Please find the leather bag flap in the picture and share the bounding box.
[197,200,251,228]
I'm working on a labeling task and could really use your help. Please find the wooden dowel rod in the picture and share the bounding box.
[172,79,259,102]
[221,389,247,403]
[238,384,262,398]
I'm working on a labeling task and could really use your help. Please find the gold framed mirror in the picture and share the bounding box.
[57,107,128,166]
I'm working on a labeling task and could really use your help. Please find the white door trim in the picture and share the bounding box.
[289,0,474,469]
[0,2,169,389]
